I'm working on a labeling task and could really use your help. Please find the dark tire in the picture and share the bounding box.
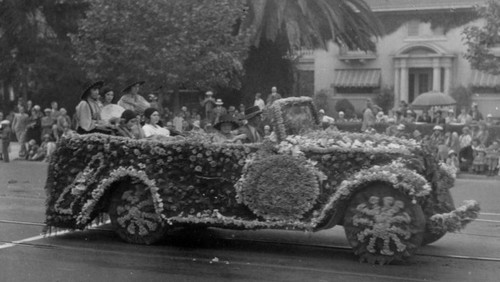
[108,179,167,244]
[343,183,426,265]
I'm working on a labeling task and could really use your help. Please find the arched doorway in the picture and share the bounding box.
[393,43,455,106]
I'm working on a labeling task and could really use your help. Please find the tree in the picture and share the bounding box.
[463,0,500,74]
[71,0,251,92]
[243,0,384,52]
[0,0,88,112]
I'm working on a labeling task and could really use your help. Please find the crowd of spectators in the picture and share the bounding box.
[319,99,500,176]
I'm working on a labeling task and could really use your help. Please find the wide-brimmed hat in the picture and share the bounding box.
[80,80,104,100]
[205,91,214,96]
[396,124,405,130]
[433,125,443,131]
[214,114,239,130]
[0,120,10,125]
[122,79,145,93]
[448,149,456,156]
[215,99,224,106]
[244,105,262,120]
[44,108,51,113]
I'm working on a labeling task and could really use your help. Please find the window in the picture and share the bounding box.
[407,20,419,37]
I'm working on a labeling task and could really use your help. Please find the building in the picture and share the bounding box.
[298,0,500,117]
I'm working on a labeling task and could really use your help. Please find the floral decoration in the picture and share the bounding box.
[235,154,321,221]
[311,160,431,228]
[427,200,480,234]
[353,196,412,256]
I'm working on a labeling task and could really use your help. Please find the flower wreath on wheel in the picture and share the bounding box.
[235,145,326,222]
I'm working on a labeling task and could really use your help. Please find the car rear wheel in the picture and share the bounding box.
[108,179,167,244]
[343,183,426,264]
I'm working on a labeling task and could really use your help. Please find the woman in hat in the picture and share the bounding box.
[117,80,150,114]
[200,91,216,122]
[237,106,263,143]
[75,80,110,134]
[212,114,244,144]
[116,109,145,139]
[142,107,170,140]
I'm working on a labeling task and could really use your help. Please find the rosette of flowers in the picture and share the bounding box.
[235,151,325,222]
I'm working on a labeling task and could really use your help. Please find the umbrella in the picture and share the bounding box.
[411,91,456,107]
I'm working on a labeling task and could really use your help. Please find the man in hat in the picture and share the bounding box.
[238,105,263,143]
[118,80,150,114]
[75,80,109,134]
[212,99,227,125]
[253,92,265,110]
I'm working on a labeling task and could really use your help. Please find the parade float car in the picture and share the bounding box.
[44,97,480,264]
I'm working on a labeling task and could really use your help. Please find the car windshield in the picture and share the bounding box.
[281,103,318,135]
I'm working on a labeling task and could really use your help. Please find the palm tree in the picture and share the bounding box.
[243,0,383,51]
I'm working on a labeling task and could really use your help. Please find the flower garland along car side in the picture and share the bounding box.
[44,96,479,265]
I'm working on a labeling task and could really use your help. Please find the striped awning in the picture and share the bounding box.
[332,69,381,87]
[470,70,500,87]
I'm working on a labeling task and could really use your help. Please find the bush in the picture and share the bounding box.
[374,87,394,113]
[335,98,356,119]
[450,86,472,110]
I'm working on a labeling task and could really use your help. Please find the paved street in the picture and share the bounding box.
[0,146,499,281]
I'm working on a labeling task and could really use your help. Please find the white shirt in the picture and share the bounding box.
[142,124,170,138]
[254,98,265,110]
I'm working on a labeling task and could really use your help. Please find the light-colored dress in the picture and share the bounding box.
[142,124,170,138]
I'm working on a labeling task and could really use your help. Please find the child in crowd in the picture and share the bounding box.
[446,150,460,172]
[471,148,486,174]
[27,139,39,160]
[485,140,500,176]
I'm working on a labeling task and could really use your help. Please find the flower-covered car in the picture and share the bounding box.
[44,97,479,264]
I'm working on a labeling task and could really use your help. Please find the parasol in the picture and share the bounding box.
[411,91,456,107]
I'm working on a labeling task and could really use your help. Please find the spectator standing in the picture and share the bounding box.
[172,112,184,133]
[41,108,55,140]
[56,108,72,139]
[470,103,484,122]
[253,93,265,110]
[431,110,446,125]
[117,80,150,114]
[148,94,161,114]
[457,107,472,124]
[446,150,460,172]
[416,110,431,123]
[12,105,29,158]
[447,131,461,156]
[200,91,216,122]
[361,100,375,132]
[473,121,489,146]
[180,106,191,121]
[485,140,500,176]
[212,99,227,125]
[458,126,473,171]
[26,106,42,145]
[0,120,11,162]
[49,101,60,120]
[445,109,456,124]
[266,86,282,106]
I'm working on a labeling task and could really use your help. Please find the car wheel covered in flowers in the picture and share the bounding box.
[44,97,480,265]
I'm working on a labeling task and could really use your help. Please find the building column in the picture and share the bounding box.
[394,66,400,107]
[444,66,451,94]
[433,58,441,91]
[400,62,409,104]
